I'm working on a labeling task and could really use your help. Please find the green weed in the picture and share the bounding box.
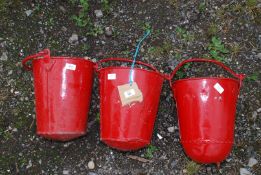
[71,0,109,36]
[0,155,16,172]
[148,41,173,57]
[176,27,195,42]
[208,36,229,62]
[50,40,60,50]
[101,0,110,14]
[72,13,91,27]
[216,6,226,19]
[0,89,8,101]
[245,72,259,81]
[246,0,257,8]
[148,46,161,57]
[72,0,91,27]
[176,71,186,79]
[142,22,152,31]
[137,22,163,41]
[145,145,158,159]
[245,0,261,24]
[34,3,41,12]
[81,43,90,51]
[139,23,161,40]
[168,0,178,7]
[1,130,12,140]
[96,113,100,122]
[87,25,104,36]
[0,127,4,137]
[0,0,8,13]
[121,50,131,56]
[18,157,27,168]
[69,0,77,4]
[229,42,241,58]
[174,52,182,60]
[198,2,206,13]
[185,161,200,175]
[231,3,244,13]
[48,17,54,26]
[207,23,218,37]
[80,0,90,10]
[175,62,192,79]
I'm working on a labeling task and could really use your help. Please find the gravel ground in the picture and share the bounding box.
[0,0,260,174]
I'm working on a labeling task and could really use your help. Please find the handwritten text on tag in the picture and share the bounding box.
[124,89,136,98]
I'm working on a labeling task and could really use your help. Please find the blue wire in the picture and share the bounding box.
[129,30,151,85]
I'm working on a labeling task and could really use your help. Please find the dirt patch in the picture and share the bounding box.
[0,0,260,174]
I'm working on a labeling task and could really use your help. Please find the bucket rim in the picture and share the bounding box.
[34,56,95,64]
[172,77,240,86]
[98,66,165,79]
[22,49,95,71]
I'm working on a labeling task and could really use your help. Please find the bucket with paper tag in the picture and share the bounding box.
[96,58,166,151]
[22,49,94,141]
[169,58,245,164]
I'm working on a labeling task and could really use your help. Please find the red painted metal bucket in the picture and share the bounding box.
[169,58,245,164]
[22,49,94,141]
[96,58,166,151]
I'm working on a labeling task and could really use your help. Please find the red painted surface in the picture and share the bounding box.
[97,58,165,151]
[22,49,94,141]
[170,58,245,164]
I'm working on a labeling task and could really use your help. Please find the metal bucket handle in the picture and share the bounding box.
[96,58,168,79]
[22,49,51,71]
[169,58,246,88]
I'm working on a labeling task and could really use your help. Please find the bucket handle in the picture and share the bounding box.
[22,49,51,71]
[96,58,168,79]
[169,58,246,87]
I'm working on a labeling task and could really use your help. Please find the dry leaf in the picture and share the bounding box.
[126,155,152,163]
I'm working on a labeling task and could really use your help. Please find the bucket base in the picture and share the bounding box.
[38,131,86,141]
[102,138,149,151]
[182,140,233,164]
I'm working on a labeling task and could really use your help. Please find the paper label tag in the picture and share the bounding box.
[108,73,116,80]
[118,82,143,106]
[214,83,224,94]
[65,63,76,70]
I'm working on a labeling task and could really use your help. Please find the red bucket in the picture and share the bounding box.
[169,58,245,164]
[22,49,94,141]
[96,58,166,151]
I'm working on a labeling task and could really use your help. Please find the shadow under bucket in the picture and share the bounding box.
[22,49,94,141]
[97,58,166,151]
[169,58,245,164]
